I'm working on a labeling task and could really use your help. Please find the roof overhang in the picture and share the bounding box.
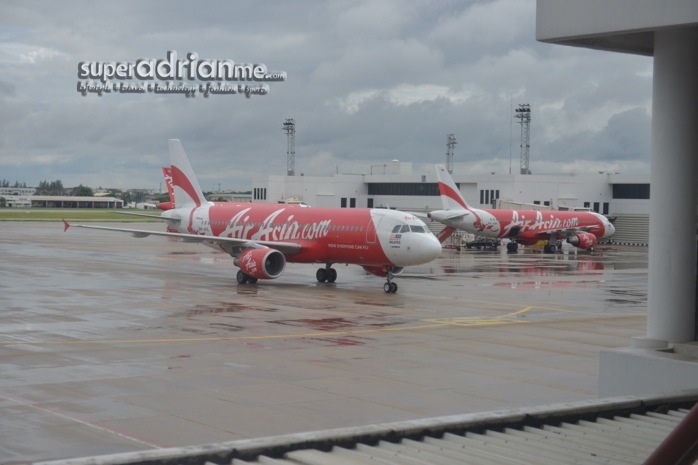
[536,0,698,56]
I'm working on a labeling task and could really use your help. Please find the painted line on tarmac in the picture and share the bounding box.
[0,390,164,449]
[421,306,532,327]
[460,299,646,316]
[0,307,535,346]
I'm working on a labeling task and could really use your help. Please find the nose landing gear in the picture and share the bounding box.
[384,269,398,293]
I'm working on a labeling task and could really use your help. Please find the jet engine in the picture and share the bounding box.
[567,232,597,249]
[234,248,286,279]
[362,265,404,277]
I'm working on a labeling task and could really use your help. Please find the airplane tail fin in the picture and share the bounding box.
[168,139,208,208]
[162,166,175,203]
[155,166,176,210]
[435,165,470,211]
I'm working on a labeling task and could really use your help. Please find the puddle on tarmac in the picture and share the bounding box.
[270,317,356,331]
[209,323,244,332]
[352,298,405,308]
[269,315,408,331]
[236,287,259,296]
[183,302,277,317]
[305,336,369,346]
[180,327,217,335]
[286,302,339,311]
[605,288,647,306]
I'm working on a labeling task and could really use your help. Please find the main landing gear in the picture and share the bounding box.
[506,241,519,253]
[316,263,399,293]
[316,264,338,283]
[383,269,398,294]
[543,240,561,254]
[236,270,258,284]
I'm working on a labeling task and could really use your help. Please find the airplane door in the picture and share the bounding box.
[366,212,382,244]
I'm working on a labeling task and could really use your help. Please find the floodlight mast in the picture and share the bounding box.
[283,118,295,176]
[446,133,457,174]
[515,104,531,175]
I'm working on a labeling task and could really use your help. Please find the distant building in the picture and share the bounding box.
[27,195,123,208]
[0,187,36,197]
[207,192,252,203]
[253,165,650,244]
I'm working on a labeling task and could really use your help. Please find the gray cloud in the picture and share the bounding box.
[0,0,652,190]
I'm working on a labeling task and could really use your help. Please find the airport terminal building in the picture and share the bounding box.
[253,165,650,245]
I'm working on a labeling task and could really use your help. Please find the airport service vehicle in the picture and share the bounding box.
[428,165,615,253]
[64,140,442,293]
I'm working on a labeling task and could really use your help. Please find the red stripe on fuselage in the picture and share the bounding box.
[205,204,393,265]
[438,181,468,210]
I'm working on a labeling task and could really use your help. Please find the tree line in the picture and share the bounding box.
[2,178,250,205]
[0,179,94,196]
[1,179,28,188]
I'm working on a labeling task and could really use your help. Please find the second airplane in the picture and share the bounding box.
[428,165,615,253]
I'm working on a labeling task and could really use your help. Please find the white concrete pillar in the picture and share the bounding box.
[647,27,698,343]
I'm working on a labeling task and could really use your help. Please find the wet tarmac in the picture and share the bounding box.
[0,222,647,463]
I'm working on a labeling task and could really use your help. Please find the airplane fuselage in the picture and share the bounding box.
[429,164,615,252]
[430,206,614,246]
[164,203,442,267]
[65,140,444,293]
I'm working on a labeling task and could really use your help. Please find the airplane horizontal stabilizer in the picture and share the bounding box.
[442,210,470,220]
[113,211,180,223]
[428,210,471,221]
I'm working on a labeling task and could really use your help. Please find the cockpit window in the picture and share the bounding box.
[393,223,427,233]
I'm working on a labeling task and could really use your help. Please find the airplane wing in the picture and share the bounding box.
[112,211,181,223]
[531,226,596,240]
[62,220,302,255]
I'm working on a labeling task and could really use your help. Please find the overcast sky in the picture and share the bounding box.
[1,0,653,192]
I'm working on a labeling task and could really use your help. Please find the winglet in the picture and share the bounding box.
[62,219,70,232]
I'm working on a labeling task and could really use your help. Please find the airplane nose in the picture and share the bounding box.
[386,229,443,266]
[424,234,443,261]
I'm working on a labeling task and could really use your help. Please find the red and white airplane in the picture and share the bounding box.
[64,140,443,293]
[428,165,615,253]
